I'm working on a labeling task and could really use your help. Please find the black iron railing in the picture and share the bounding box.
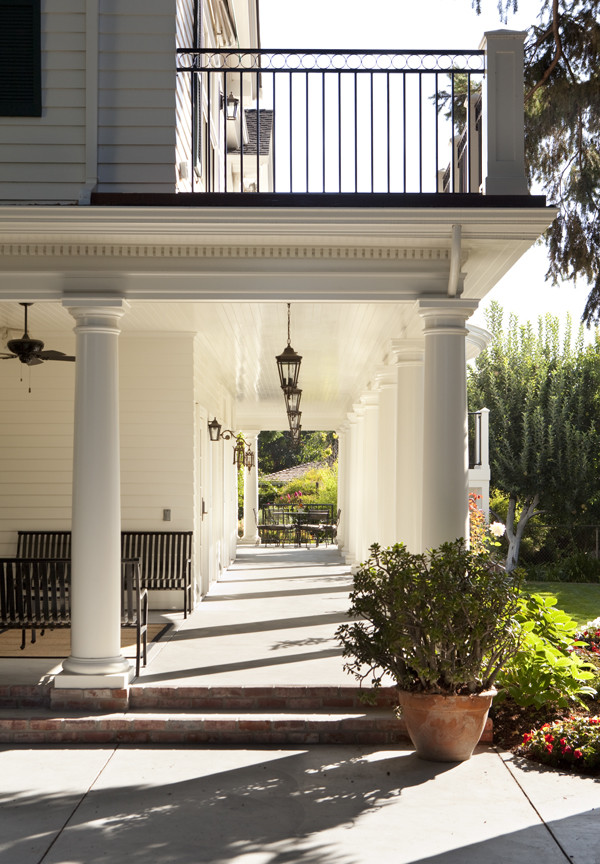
[176,49,485,195]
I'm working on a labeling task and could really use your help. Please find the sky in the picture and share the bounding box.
[258,0,593,336]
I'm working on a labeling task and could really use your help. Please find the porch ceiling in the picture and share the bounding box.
[0,202,555,430]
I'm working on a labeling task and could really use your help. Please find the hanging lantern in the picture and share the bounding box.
[276,303,302,390]
[283,386,302,415]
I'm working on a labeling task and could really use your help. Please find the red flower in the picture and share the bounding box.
[574,749,583,760]
[544,733,554,743]
[523,732,533,744]
[545,743,553,753]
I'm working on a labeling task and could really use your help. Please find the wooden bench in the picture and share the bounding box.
[17,530,193,618]
[0,558,148,677]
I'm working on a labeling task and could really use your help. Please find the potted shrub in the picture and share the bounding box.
[336,539,523,762]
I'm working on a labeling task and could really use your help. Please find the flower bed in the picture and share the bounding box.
[518,715,600,774]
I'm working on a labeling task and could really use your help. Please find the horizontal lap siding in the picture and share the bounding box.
[0,5,85,201]
[0,331,76,556]
[120,335,195,531]
[97,2,178,193]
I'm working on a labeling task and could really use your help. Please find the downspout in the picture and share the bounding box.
[447,224,462,297]
[79,0,99,205]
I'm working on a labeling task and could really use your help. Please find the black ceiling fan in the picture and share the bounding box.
[0,303,75,366]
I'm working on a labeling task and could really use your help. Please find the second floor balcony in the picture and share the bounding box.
[167,31,529,204]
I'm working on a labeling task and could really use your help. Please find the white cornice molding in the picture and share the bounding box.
[0,243,451,262]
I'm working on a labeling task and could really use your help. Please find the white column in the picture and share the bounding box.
[374,366,397,548]
[419,299,478,552]
[351,404,367,564]
[336,424,348,551]
[392,341,425,553]
[481,30,528,195]
[59,299,130,687]
[343,412,359,566]
[361,393,379,556]
[240,430,260,545]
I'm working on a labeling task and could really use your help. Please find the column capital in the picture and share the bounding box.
[390,338,425,366]
[373,365,397,390]
[418,298,478,334]
[63,298,130,328]
[360,391,379,410]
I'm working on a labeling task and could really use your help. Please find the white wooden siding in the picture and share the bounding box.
[119,334,195,530]
[0,5,85,202]
[97,2,178,193]
[0,330,76,556]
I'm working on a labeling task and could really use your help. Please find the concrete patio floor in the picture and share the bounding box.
[1,546,599,864]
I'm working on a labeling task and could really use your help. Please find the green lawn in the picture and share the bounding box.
[524,581,600,626]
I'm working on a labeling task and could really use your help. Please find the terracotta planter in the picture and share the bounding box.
[397,689,496,762]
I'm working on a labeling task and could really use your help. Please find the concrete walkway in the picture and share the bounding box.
[1,545,599,863]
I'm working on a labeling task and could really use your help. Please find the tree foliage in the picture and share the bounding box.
[257,430,337,475]
[468,302,600,569]
[475,0,600,323]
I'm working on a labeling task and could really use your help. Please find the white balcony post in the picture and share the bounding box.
[374,366,398,548]
[392,341,424,553]
[481,30,528,196]
[240,430,260,545]
[59,299,130,686]
[419,299,478,552]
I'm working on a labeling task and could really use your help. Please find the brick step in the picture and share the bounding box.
[128,685,400,712]
[0,707,417,745]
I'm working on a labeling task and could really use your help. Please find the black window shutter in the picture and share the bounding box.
[0,0,41,116]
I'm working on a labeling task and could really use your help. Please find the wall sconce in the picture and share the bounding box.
[220,91,239,121]
[208,418,252,469]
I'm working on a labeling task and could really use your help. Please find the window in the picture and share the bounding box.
[0,0,41,116]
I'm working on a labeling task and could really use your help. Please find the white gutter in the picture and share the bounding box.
[447,223,462,296]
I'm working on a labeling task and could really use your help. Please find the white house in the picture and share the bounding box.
[0,0,554,692]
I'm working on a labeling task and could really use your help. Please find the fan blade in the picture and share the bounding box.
[26,358,43,366]
[0,354,17,360]
[38,350,75,362]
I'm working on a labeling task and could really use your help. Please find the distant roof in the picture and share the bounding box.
[231,109,273,155]
[261,460,327,483]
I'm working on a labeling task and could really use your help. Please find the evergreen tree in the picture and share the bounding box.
[475,1,600,323]
[468,302,600,569]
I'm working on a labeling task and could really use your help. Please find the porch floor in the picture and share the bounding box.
[0,544,358,689]
[137,544,355,688]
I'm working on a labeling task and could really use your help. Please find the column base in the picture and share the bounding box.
[61,653,132,683]
[239,535,260,546]
[54,665,134,690]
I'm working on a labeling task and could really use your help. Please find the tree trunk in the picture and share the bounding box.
[505,494,539,572]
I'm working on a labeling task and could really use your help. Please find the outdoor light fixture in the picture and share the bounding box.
[276,303,302,391]
[284,386,302,416]
[223,91,239,121]
[288,410,302,433]
[290,427,302,447]
[208,419,253,470]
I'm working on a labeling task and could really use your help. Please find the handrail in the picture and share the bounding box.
[176,48,485,195]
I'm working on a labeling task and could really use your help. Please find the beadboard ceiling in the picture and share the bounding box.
[0,299,410,427]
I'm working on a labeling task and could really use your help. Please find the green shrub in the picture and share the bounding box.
[496,592,597,709]
[520,716,600,775]
[336,540,522,695]
[525,554,600,583]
